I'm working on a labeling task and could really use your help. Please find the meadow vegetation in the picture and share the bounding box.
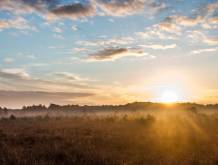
[0,108,218,165]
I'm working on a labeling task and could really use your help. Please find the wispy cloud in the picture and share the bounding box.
[0,68,30,80]
[188,30,218,45]
[53,72,91,82]
[164,15,204,27]
[0,17,36,31]
[3,57,15,64]
[0,68,94,92]
[191,47,218,55]
[208,17,218,24]
[136,25,179,40]
[73,48,88,53]
[156,21,181,33]
[72,25,78,31]
[96,0,165,17]
[53,26,63,33]
[77,37,134,47]
[0,90,94,108]
[0,68,135,108]
[139,44,177,50]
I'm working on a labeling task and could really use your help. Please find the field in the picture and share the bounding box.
[0,110,218,165]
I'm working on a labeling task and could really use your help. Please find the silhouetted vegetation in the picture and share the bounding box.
[9,114,16,120]
[22,104,47,111]
[2,102,218,113]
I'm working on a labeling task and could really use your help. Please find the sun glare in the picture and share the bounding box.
[160,90,179,103]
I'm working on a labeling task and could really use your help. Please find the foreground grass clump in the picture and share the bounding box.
[0,112,218,165]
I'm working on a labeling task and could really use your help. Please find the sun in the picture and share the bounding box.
[160,90,179,103]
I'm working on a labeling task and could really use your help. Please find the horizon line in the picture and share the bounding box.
[1,101,218,110]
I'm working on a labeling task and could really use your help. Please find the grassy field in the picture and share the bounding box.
[0,110,218,165]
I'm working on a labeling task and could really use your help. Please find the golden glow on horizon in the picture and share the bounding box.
[143,69,198,103]
[160,90,179,103]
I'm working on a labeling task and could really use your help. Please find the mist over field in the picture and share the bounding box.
[1,102,218,118]
[0,102,218,165]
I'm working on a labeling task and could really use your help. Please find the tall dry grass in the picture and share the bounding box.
[0,110,217,165]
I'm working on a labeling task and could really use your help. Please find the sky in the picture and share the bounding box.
[0,0,218,108]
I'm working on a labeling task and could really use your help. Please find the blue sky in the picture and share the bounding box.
[0,0,218,108]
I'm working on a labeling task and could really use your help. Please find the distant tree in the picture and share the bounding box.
[48,104,61,110]
[22,106,27,110]
[3,107,8,114]
[22,105,47,111]
[9,114,16,120]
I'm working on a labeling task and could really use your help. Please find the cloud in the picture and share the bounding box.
[165,15,204,27]
[0,68,134,108]
[188,30,218,45]
[96,0,145,16]
[201,22,218,30]
[135,1,218,43]
[0,17,35,31]
[0,0,166,21]
[77,37,134,47]
[139,44,177,50]
[3,57,15,64]
[53,27,63,33]
[0,0,37,15]
[192,2,218,28]
[0,0,58,14]
[53,33,64,40]
[208,17,218,24]
[204,37,218,45]
[0,68,30,80]
[200,1,218,16]
[0,90,94,108]
[191,47,218,54]
[0,68,95,92]
[72,25,78,31]
[0,0,95,20]
[73,48,88,53]
[86,47,147,61]
[0,20,9,29]
[49,2,96,20]
[53,72,90,81]
[203,18,217,29]
[54,72,79,81]
[96,0,166,17]
[136,14,191,40]
[136,24,180,40]
[156,18,181,33]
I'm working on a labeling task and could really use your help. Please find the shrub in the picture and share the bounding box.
[9,114,16,120]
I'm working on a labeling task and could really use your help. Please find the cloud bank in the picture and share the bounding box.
[0,90,94,108]
[0,0,166,20]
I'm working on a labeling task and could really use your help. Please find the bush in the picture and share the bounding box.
[146,114,156,122]
[9,114,16,120]
[134,114,156,125]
